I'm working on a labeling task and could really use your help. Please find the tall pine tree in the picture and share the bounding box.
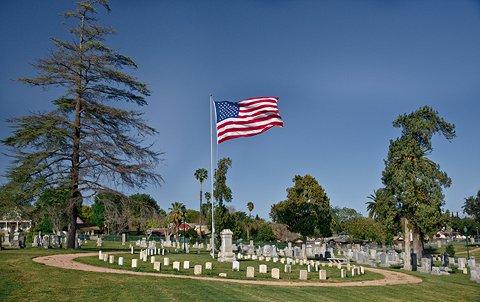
[2,1,161,248]
[380,106,455,270]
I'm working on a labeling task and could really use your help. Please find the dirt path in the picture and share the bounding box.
[456,247,480,255]
[33,252,422,287]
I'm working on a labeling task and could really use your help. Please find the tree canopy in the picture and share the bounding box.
[378,106,455,269]
[270,174,332,238]
[463,190,480,222]
[213,158,232,206]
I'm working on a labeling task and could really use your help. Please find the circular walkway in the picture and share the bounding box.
[33,252,422,287]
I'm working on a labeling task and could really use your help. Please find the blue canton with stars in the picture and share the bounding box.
[215,101,240,122]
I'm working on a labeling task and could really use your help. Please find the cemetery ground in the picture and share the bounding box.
[1,244,479,301]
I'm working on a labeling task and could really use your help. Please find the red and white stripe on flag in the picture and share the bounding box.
[215,96,283,144]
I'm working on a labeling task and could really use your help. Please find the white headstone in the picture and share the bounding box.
[319,269,327,280]
[131,259,138,268]
[164,257,170,266]
[194,265,202,275]
[246,266,255,278]
[271,268,280,279]
[232,261,240,271]
[284,264,291,273]
[173,261,180,271]
[98,251,103,260]
[299,269,308,280]
[118,257,124,266]
[205,262,212,270]
[259,264,268,274]
[153,261,161,271]
[183,261,190,269]
[341,269,346,278]
[109,255,115,264]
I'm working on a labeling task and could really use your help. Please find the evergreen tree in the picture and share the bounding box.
[380,106,455,270]
[1,1,161,248]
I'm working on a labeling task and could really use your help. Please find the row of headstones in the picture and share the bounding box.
[231,260,365,280]
[97,251,365,280]
[416,255,476,276]
[2,231,26,248]
[241,253,352,270]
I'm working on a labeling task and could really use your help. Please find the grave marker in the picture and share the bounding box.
[299,270,308,280]
[319,269,327,280]
[259,264,268,273]
[271,268,280,279]
[246,266,255,278]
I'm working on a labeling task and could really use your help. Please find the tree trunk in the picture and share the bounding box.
[199,186,203,225]
[67,97,82,249]
[412,228,423,262]
[67,14,85,249]
[403,218,412,271]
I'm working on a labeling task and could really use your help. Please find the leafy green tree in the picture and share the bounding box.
[463,190,480,222]
[254,222,276,242]
[365,188,400,244]
[445,244,455,257]
[211,157,233,242]
[130,193,160,232]
[380,106,455,270]
[34,188,69,233]
[447,215,480,235]
[194,168,208,223]
[213,158,232,207]
[1,1,161,248]
[331,206,362,234]
[185,209,200,223]
[79,205,92,223]
[270,174,332,239]
[246,201,254,240]
[94,192,129,234]
[343,217,387,243]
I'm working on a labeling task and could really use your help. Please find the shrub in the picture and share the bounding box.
[445,244,455,257]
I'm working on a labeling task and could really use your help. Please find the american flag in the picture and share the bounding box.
[214,96,283,144]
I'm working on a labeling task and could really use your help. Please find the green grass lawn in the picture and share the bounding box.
[1,248,479,302]
[76,250,382,282]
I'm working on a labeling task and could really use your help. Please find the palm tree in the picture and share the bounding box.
[246,201,254,241]
[169,202,185,243]
[366,192,379,219]
[247,201,254,218]
[194,168,208,224]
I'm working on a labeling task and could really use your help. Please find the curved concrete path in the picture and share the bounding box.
[33,252,422,287]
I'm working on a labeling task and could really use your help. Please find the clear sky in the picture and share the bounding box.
[1,0,479,219]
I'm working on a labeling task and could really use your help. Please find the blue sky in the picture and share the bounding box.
[1,0,479,219]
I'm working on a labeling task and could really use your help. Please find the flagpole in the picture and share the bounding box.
[209,94,215,258]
